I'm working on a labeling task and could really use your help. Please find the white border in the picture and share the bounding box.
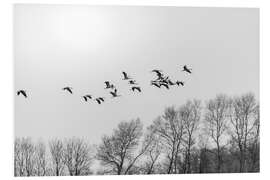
[0,0,268,180]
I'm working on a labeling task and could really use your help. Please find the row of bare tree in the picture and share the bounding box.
[14,137,93,176]
[14,92,260,176]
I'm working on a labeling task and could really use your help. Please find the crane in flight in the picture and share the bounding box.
[122,71,131,80]
[176,81,185,86]
[152,69,164,80]
[95,98,102,104]
[98,97,105,102]
[167,79,176,86]
[110,89,121,98]
[95,97,105,104]
[82,96,88,102]
[104,81,111,89]
[128,80,137,85]
[82,95,92,102]
[63,87,73,94]
[104,81,115,89]
[182,65,192,74]
[152,69,162,75]
[85,95,92,99]
[131,86,141,92]
[17,90,27,98]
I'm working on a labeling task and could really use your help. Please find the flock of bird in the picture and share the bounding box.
[16,65,192,104]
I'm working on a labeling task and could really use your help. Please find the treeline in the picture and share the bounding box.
[14,137,93,176]
[14,92,259,176]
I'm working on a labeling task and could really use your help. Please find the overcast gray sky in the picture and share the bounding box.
[14,5,259,144]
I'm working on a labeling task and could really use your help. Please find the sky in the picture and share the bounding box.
[14,5,259,144]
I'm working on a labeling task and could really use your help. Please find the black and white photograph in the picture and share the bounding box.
[14,4,259,176]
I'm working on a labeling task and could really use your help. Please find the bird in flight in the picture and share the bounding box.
[104,81,111,89]
[152,69,164,80]
[104,81,115,89]
[152,69,162,75]
[63,87,73,94]
[85,95,92,99]
[110,89,121,98]
[82,95,92,102]
[17,90,27,98]
[167,79,176,86]
[98,97,105,102]
[182,65,192,74]
[176,81,185,86]
[128,80,137,85]
[82,96,88,102]
[122,71,131,80]
[95,97,105,104]
[131,86,141,92]
[95,98,102,104]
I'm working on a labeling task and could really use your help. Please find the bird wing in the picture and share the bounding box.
[132,87,139,92]
[183,66,192,73]
[157,71,162,77]
[21,91,27,98]
[152,69,162,73]
[154,84,160,88]
[122,72,127,78]
[170,80,175,85]
[96,99,101,104]
[153,70,162,77]
[67,88,73,94]
[83,96,87,101]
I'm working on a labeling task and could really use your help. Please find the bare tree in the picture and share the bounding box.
[247,104,260,172]
[64,137,93,175]
[228,93,258,172]
[96,119,148,175]
[14,92,259,175]
[14,137,36,176]
[197,133,210,173]
[35,140,47,176]
[149,107,184,174]
[204,94,229,172]
[141,127,163,174]
[180,100,201,173]
[49,139,65,176]
[14,138,24,176]
[23,138,36,176]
